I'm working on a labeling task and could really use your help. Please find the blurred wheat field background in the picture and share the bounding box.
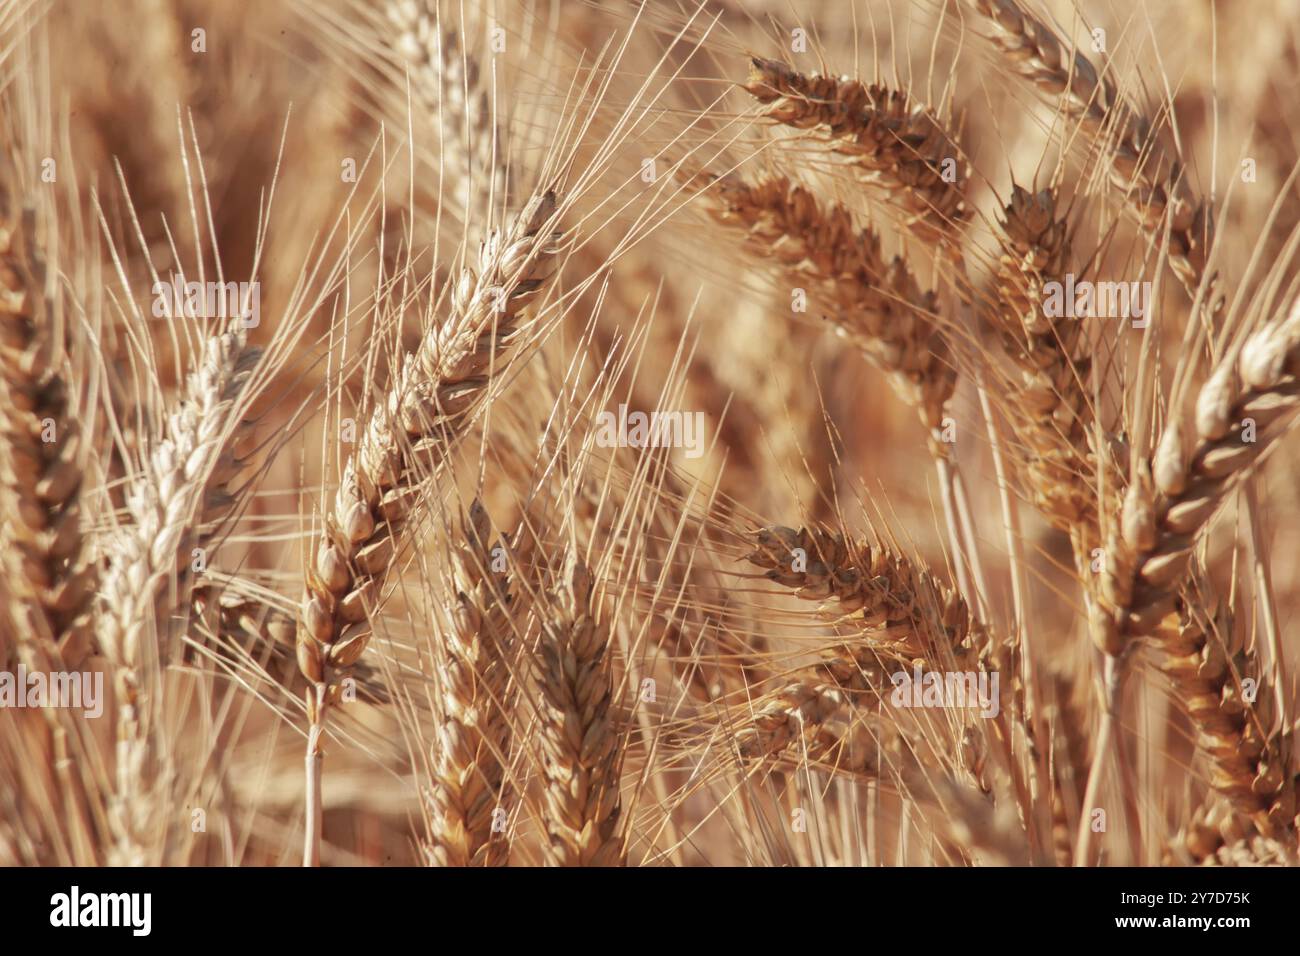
[1,0,1299,867]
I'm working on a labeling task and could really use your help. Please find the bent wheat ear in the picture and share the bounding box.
[690,173,955,454]
[743,526,1008,786]
[535,555,625,866]
[747,526,994,672]
[423,499,517,867]
[960,0,1214,300]
[743,57,969,240]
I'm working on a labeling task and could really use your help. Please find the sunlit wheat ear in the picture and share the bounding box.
[534,553,626,867]
[299,189,559,689]
[382,0,509,218]
[96,317,260,866]
[742,57,969,244]
[1099,292,1300,655]
[422,499,517,868]
[0,199,95,667]
[1093,295,1300,839]
[297,189,561,865]
[960,0,1215,302]
[688,172,955,456]
[989,185,1103,553]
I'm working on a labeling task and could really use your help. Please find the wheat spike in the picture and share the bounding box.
[95,316,260,866]
[299,190,559,697]
[534,554,625,867]
[960,0,1214,301]
[384,0,510,218]
[692,173,955,454]
[422,499,517,867]
[1100,292,1300,652]
[0,198,95,666]
[743,57,969,240]
[990,185,1100,545]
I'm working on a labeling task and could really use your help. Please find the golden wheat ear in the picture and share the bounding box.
[686,171,956,456]
[743,57,970,244]
[422,498,518,867]
[298,188,562,865]
[960,0,1215,302]
[0,198,96,668]
[533,552,627,867]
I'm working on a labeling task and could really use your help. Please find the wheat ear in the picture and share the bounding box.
[1094,295,1300,836]
[0,199,95,666]
[691,172,955,454]
[742,57,969,242]
[1100,292,1300,651]
[96,317,260,866]
[298,190,560,865]
[747,526,995,671]
[534,554,626,866]
[741,527,1009,787]
[960,0,1214,301]
[422,499,517,867]
[1162,600,1294,837]
[990,185,1100,546]
[384,0,510,217]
